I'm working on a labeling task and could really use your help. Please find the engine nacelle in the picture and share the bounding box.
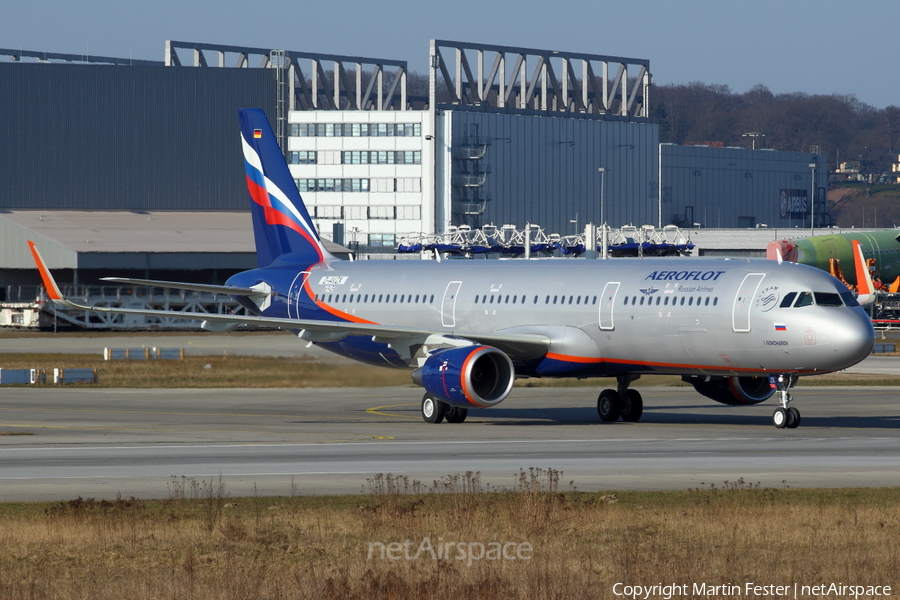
[684,375,776,406]
[412,346,515,408]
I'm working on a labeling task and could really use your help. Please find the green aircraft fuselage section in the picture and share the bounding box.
[768,230,900,286]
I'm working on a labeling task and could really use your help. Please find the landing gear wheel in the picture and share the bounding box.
[597,389,622,422]
[786,407,801,429]
[421,394,446,424]
[772,407,788,428]
[620,389,644,422]
[445,406,468,423]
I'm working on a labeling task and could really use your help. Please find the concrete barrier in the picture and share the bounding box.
[104,347,184,360]
[0,368,43,385]
[53,368,98,384]
[104,348,151,360]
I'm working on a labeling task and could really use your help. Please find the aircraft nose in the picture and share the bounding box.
[830,310,875,369]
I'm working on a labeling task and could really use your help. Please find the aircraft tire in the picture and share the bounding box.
[620,389,644,422]
[787,407,801,429]
[422,394,446,424]
[597,390,622,422]
[772,407,788,428]
[445,406,468,423]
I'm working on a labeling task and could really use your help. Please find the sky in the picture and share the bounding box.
[2,0,898,109]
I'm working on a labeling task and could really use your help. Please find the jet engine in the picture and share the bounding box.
[684,375,776,406]
[412,346,515,408]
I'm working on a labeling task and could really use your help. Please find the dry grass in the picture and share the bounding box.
[1,351,899,388]
[0,353,412,388]
[0,473,898,599]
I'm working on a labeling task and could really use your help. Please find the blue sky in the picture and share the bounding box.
[3,0,897,108]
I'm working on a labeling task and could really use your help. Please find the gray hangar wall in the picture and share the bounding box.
[660,144,828,229]
[436,111,660,235]
[0,63,276,211]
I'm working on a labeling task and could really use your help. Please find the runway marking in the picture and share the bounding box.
[0,406,391,421]
[7,437,896,453]
[365,403,419,418]
[0,423,393,442]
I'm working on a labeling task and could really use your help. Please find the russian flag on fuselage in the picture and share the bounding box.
[238,108,327,268]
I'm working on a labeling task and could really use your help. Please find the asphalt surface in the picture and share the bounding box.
[2,384,900,502]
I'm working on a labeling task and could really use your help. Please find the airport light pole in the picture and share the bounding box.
[598,167,608,260]
[808,161,817,234]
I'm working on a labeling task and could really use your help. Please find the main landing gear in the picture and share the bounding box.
[597,375,644,423]
[420,394,468,424]
[771,374,801,429]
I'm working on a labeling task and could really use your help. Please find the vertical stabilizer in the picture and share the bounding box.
[238,108,334,267]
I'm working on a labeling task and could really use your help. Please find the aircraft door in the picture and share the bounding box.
[441,281,462,327]
[732,273,765,332]
[287,271,310,319]
[598,282,620,330]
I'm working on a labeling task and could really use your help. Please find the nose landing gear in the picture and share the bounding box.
[772,374,801,429]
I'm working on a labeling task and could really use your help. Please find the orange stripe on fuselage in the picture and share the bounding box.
[543,351,818,374]
[302,275,377,325]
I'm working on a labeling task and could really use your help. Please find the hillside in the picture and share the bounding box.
[827,184,900,228]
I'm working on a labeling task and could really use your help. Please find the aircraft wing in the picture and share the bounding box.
[99,277,270,298]
[29,242,550,361]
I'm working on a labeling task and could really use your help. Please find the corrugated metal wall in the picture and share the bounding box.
[0,63,275,210]
[439,111,659,235]
[660,145,827,229]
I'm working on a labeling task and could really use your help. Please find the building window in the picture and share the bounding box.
[316,206,342,219]
[396,205,421,220]
[369,233,395,247]
[294,178,370,192]
[290,123,422,137]
[289,151,317,165]
[369,206,395,219]
[341,151,421,165]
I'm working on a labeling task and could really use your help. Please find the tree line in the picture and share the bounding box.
[650,82,900,178]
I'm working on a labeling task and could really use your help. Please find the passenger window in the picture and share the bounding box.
[430,295,434,303]
[553,296,558,304]
[680,297,685,306]
[592,296,597,304]
[623,297,628,306]
[415,294,420,303]
[505,295,510,303]
[688,297,693,306]
[393,294,398,302]
[378,294,383,302]
[794,292,814,307]
[534,296,538,304]
[780,292,797,308]
[713,297,718,306]
[640,297,645,305]
[814,292,843,307]
[704,297,709,306]
[474,296,479,304]
[490,296,495,304]
[545,296,550,304]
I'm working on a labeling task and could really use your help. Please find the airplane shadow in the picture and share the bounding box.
[470,406,900,429]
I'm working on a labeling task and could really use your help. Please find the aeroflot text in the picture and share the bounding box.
[644,270,726,282]
[612,582,891,599]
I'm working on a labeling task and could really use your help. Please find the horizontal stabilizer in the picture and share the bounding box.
[100,277,269,298]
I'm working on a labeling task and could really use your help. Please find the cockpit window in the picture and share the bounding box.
[814,292,843,307]
[779,292,797,308]
[840,291,860,307]
[794,291,814,307]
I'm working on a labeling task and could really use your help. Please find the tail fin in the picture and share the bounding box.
[238,108,334,267]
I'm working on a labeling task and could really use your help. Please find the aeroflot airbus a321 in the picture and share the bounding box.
[30,109,876,429]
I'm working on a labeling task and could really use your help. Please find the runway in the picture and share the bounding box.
[2,384,900,501]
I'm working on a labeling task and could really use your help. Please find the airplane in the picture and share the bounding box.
[29,108,876,429]
[768,230,900,291]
